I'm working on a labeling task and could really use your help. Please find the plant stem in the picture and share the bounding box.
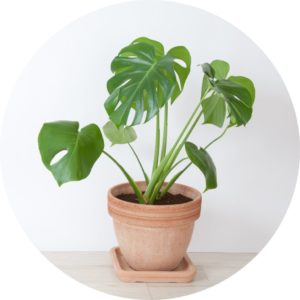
[144,102,202,200]
[160,103,168,162]
[158,125,231,197]
[128,143,149,184]
[103,151,146,204]
[152,111,160,175]
[171,102,202,153]
[143,151,172,201]
[159,162,191,199]
[164,110,203,175]
[169,157,188,172]
[148,110,203,203]
[204,125,230,150]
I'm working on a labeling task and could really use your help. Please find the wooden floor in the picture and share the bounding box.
[43,251,256,299]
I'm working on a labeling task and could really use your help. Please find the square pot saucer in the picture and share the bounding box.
[110,247,197,283]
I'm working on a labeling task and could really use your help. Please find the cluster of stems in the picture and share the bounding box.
[104,93,229,205]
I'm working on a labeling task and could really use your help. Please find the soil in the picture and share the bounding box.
[117,192,193,205]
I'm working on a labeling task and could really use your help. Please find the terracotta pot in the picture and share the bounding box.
[108,181,201,271]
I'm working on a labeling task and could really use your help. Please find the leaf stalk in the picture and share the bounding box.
[128,143,149,184]
[103,151,146,204]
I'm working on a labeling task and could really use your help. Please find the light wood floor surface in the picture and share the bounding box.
[43,251,256,299]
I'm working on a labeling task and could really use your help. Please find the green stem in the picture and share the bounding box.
[159,163,191,199]
[143,151,172,201]
[144,102,202,200]
[160,103,168,162]
[164,110,203,175]
[158,125,231,197]
[152,111,160,175]
[204,125,230,150]
[148,182,163,204]
[128,143,149,184]
[103,151,145,204]
[148,110,203,203]
[169,157,188,172]
[171,102,202,153]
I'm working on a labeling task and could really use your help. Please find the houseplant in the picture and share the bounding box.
[38,37,255,271]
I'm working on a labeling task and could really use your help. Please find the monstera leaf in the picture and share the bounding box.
[105,37,191,127]
[200,61,255,127]
[185,142,217,192]
[38,121,104,186]
[103,121,137,145]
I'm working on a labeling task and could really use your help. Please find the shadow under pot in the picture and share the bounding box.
[108,181,202,271]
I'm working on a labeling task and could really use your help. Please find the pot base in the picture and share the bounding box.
[110,247,197,283]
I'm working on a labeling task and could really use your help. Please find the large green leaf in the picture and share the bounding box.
[105,37,191,127]
[103,120,137,145]
[38,121,104,186]
[201,94,226,127]
[185,142,217,191]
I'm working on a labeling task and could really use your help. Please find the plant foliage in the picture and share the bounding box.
[201,60,255,127]
[38,37,256,204]
[38,121,104,186]
[103,121,137,145]
[185,142,217,192]
[104,37,191,126]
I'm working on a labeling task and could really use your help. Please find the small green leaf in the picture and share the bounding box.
[103,121,137,145]
[185,142,217,191]
[200,60,228,98]
[200,60,255,127]
[38,121,104,186]
[201,94,226,127]
[201,63,215,78]
[211,60,230,79]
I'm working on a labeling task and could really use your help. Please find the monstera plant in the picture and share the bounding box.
[38,37,255,204]
[38,37,256,275]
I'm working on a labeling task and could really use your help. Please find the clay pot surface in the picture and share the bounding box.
[108,182,201,271]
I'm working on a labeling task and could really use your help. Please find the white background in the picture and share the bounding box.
[0,1,298,253]
[0,0,299,300]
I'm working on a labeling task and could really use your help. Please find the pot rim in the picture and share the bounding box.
[108,181,201,209]
[107,181,202,226]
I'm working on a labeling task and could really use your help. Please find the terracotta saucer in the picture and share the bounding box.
[110,247,197,283]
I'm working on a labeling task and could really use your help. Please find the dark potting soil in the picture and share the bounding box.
[117,192,193,205]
